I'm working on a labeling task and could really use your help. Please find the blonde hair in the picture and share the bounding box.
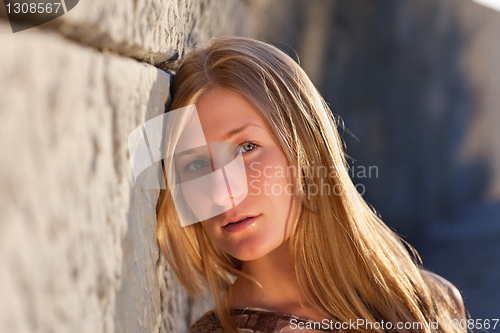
[156,36,465,333]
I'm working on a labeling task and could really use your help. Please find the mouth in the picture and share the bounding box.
[222,215,259,228]
[222,215,261,232]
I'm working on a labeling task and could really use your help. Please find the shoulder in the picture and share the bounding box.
[420,269,465,317]
[188,310,225,333]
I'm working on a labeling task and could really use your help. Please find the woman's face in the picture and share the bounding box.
[188,88,296,261]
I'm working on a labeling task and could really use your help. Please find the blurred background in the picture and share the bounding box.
[0,0,498,332]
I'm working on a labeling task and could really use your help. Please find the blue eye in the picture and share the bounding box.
[237,141,258,155]
[184,160,210,172]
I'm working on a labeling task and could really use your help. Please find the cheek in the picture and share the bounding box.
[200,217,219,237]
[200,223,224,249]
[246,152,293,196]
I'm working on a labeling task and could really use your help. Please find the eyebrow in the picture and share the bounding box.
[173,146,208,159]
[222,123,264,141]
[173,123,264,160]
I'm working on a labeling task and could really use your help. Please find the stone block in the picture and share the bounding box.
[1,0,254,64]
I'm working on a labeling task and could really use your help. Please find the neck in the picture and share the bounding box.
[229,239,307,312]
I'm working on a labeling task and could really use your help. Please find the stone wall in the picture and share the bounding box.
[0,1,257,332]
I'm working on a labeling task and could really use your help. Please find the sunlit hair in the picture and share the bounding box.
[156,36,464,333]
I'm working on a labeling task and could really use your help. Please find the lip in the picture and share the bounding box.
[223,215,260,233]
[222,214,259,227]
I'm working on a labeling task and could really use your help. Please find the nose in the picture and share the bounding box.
[221,150,248,206]
[208,141,248,208]
[211,169,232,207]
[225,168,247,205]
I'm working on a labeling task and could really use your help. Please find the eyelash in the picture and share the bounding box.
[237,140,259,155]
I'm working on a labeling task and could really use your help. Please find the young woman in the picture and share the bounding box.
[156,36,466,333]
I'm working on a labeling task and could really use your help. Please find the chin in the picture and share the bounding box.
[231,251,261,262]
[226,241,277,262]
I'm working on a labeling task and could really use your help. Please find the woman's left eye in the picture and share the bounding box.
[237,141,259,155]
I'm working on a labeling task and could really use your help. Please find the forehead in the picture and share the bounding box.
[195,88,266,137]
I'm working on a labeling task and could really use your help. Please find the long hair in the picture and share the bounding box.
[156,36,464,333]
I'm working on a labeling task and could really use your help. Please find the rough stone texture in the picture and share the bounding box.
[0,0,254,64]
[0,21,175,333]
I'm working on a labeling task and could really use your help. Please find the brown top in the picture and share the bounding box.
[188,307,337,333]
